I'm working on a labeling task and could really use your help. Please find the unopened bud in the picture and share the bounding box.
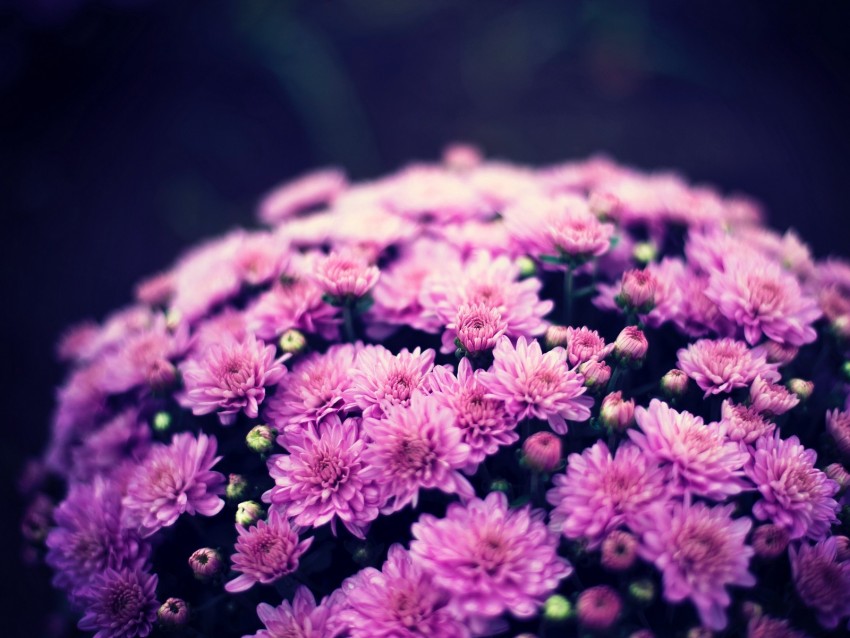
[522,432,562,473]
[628,579,655,605]
[246,425,276,454]
[833,315,850,340]
[600,530,638,571]
[543,594,573,621]
[226,474,248,503]
[516,256,537,279]
[787,378,814,402]
[147,359,177,392]
[544,325,570,350]
[579,359,611,390]
[633,242,657,265]
[614,326,648,365]
[158,598,189,629]
[588,190,619,218]
[826,463,850,492]
[599,391,635,432]
[751,524,789,559]
[616,269,657,313]
[577,586,621,631]
[236,501,264,526]
[686,628,713,638]
[279,329,307,355]
[153,411,171,432]
[660,369,689,397]
[188,548,223,580]
[764,340,799,366]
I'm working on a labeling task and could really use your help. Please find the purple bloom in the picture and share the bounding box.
[746,614,810,638]
[720,400,775,445]
[564,326,610,367]
[749,375,799,416]
[247,277,340,341]
[427,357,519,471]
[226,509,313,593]
[826,408,850,458]
[339,544,471,638]
[179,335,288,425]
[362,392,473,514]
[122,432,226,537]
[789,537,850,629]
[247,586,344,638]
[265,416,381,539]
[69,409,150,482]
[547,441,669,548]
[479,335,593,434]
[631,399,749,500]
[746,433,839,540]
[77,567,159,638]
[446,302,508,355]
[677,338,780,397]
[410,492,572,620]
[258,168,346,224]
[634,500,755,631]
[313,249,380,300]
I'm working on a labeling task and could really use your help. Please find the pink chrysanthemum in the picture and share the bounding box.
[410,492,572,620]
[225,509,313,593]
[826,408,850,458]
[313,249,380,300]
[344,345,435,419]
[247,586,344,638]
[339,544,471,638]
[122,432,225,537]
[677,338,780,397]
[547,441,669,548]
[634,500,755,631]
[264,343,359,432]
[77,567,159,638]
[630,399,749,500]
[749,375,799,416]
[383,166,491,223]
[705,255,821,346]
[564,326,610,367]
[361,393,472,514]
[258,168,346,224]
[746,614,809,638]
[247,277,340,341]
[265,416,380,539]
[179,335,288,425]
[745,433,839,540]
[720,400,775,445]
[789,537,850,629]
[479,336,593,435]
[446,302,507,355]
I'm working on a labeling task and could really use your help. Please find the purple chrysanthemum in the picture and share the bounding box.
[344,345,435,418]
[247,276,340,342]
[789,537,850,629]
[122,432,226,537]
[746,614,810,638]
[547,441,669,548]
[677,338,780,397]
[749,375,799,416]
[258,167,346,224]
[77,567,159,638]
[446,302,508,355]
[313,249,380,300]
[179,335,289,425]
[564,326,610,367]
[226,508,314,593]
[720,400,776,445]
[634,500,755,631]
[265,416,381,539]
[427,357,518,471]
[339,544,471,638]
[410,492,572,620]
[745,433,839,540]
[479,335,593,434]
[630,399,749,500]
[361,392,473,514]
[247,586,344,638]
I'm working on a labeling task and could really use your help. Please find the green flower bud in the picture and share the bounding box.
[225,474,248,502]
[279,329,307,355]
[236,501,264,526]
[153,411,172,432]
[543,594,573,621]
[246,424,276,454]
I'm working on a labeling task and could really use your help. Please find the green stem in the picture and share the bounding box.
[606,365,625,393]
[341,303,356,343]
[564,266,575,326]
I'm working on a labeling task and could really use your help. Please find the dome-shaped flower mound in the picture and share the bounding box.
[746,433,839,540]
[635,500,755,631]
[226,509,314,593]
[122,432,226,537]
[410,492,572,620]
[77,567,159,638]
[479,335,593,434]
[677,338,779,397]
[247,586,344,638]
[789,537,850,629]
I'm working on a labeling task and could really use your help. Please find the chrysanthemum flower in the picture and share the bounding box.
[226,509,313,593]
[745,433,839,540]
[677,338,779,397]
[547,441,668,547]
[247,277,340,341]
[69,409,151,482]
[705,254,821,346]
[720,400,776,445]
[634,500,755,631]
[789,536,850,629]
[77,567,159,638]
[122,432,226,537]
[746,613,809,638]
[258,168,346,224]
[427,357,518,471]
[479,336,593,435]
[344,345,435,419]
[264,343,359,432]
[446,302,507,355]
[410,492,572,620]
[384,166,491,223]
[362,393,472,514]
[826,408,850,458]
[749,375,799,416]
[564,326,610,367]
[179,335,288,425]
[247,586,344,638]
[576,585,622,631]
[313,249,380,300]
[630,399,749,500]
[265,416,380,539]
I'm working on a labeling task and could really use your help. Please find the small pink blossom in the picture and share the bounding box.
[314,249,380,300]
[258,168,346,224]
[677,338,779,397]
[749,375,799,416]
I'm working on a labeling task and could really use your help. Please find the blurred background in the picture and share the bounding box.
[2,0,849,635]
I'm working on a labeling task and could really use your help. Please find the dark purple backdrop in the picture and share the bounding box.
[2,1,850,636]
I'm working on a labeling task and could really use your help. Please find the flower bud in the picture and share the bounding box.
[751,524,789,559]
[614,326,648,365]
[632,241,657,265]
[147,359,177,392]
[763,340,799,366]
[453,303,507,355]
[443,142,482,171]
[833,315,850,340]
[628,579,655,605]
[522,432,562,473]
[600,530,638,571]
[314,249,380,301]
[616,269,657,313]
[543,594,573,621]
[577,586,621,631]
[588,190,619,218]
[152,411,171,432]
[844,361,850,381]
[489,479,511,494]
[599,392,635,432]
[787,378,814,402]
[660,369,688,397]
[158,598,189,629]
[279,329,307,355]
[825,463,850,492]
[21,495,53,544]
[226,474,248,503]
[741,601,763,620]
[516,256,537,279]
[246,425,276,454]
[188,548,223,580]
[236,501,264,526]
[579,359,611,390]
[544,325,570,350]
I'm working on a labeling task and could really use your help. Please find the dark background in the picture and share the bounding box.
[2,1,850,636]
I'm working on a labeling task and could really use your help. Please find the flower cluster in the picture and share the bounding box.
[26,147,850,638]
